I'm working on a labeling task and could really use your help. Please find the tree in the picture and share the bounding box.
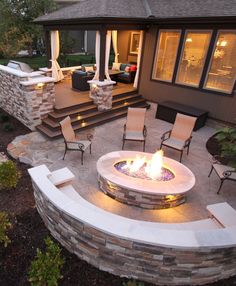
[0,0,57,58]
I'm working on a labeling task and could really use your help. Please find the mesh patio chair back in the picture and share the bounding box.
[60,116,76,142]
[126,107,146,133]
[171,113,197,141]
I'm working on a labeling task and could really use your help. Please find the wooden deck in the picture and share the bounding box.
[55,78,136,109]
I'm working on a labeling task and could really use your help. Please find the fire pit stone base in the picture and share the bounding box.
[98,175,186,209]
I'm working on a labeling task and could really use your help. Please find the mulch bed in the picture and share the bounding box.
[0,108,236,286]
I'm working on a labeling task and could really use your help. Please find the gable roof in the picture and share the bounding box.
[34,0,236,24]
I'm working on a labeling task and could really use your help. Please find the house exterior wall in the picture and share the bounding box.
[118,30,138,64]
[139,26,236,123]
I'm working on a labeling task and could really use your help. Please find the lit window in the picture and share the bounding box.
[204,31,236,94]
[176,31,212,87]
[152,30,181,82]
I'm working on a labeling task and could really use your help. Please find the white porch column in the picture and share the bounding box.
[133,31,144,88]
[50,31,64,82]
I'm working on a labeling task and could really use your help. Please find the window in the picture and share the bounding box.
[152,30,181,82]
[176,31,212,87]
[204,31,236,94]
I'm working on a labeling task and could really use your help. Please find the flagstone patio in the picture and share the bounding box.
[7,103,236,223]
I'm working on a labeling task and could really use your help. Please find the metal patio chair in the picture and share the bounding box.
[208,156,236,194]
[160,113,197,162]
[60,116,92,165]
[122,107,147,151]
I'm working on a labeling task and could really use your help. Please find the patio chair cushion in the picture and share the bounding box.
[67,140,91,151]
[162,137,185,151]
[124,131,145,141]
[213,164,236,179]
[171,113,197,141]
[126,107,146,133]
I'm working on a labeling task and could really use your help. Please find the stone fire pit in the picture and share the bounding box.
[97,151,195,209]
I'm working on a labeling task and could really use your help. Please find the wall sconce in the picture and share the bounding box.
[186,38,192,43]
[37,82,45,89]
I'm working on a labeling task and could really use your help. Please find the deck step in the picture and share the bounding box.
[44,98,147,130]
[37,101,150,139]
[49,93,142,119]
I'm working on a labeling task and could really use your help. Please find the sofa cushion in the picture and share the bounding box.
[130,65,137,71]
[125,66,131,73]
[85,66,94,73]
[120,64,127,71]
[120,72,130,78]
[74,70,87,76]
[112,62,121,71]
[81,64,94,72]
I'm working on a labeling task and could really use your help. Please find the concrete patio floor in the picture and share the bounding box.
[8,103,236,223]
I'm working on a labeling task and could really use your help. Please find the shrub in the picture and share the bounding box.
[0,113,10,122]
[3,122,14,132]
[0,212,12,247]
[216,127,236,168]
[0,160,21,190]
[123,281,145,286]
[28,237,64,286]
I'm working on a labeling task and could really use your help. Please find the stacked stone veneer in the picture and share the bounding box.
[0,69,55,130]
[89,81,115,111]
[33,183,236,285]
[98,175,186,209]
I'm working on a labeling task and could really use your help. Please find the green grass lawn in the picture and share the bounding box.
[0,54,115,70]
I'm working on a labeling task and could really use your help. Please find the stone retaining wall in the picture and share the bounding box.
[33,183,236,285]
[0,69,55,130]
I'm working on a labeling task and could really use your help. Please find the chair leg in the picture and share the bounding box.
[208,165,214,177]
[81,151,84,165]
[217,179,224,194]
[122,139,125,150]
[187,144,190,155]
[90,143,92,154]
[179,150,183,162]
[63,147,67,160]
[160,142,163,150]
[143,140,146,152]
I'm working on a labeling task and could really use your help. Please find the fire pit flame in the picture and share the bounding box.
[117,150,174,181]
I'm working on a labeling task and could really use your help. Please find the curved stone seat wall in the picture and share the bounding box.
[29,165,236,286]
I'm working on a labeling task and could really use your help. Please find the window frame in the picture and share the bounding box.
[175,29,213,88]
[152,29,181,83]
[203,29,236,95]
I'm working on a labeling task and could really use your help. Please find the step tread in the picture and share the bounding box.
[43,98,147,128]
[50,93,142,119]
[37,102,149,138]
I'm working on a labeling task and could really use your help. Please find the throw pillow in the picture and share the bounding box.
[130,65,137,71]
[85,66,94,73]
[125,66,130,73]
[112,62,121,71]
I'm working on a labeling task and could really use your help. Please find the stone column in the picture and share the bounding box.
[88,80,116,111]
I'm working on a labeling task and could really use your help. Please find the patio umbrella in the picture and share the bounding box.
[50,31,64,82]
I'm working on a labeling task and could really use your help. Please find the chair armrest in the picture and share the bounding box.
[184,136,192,147]
[161,130,171,141]
[87,134,93,141]
[212,155,222,164]
[143,125,147,138]
[223,170,236,178]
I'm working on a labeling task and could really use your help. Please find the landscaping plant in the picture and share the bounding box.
[3,122,14,132]
[216,127,236,168]
[0,113,10,122]
[0,211,12,247]
[0,160,21,190]
[28,237,64,286]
